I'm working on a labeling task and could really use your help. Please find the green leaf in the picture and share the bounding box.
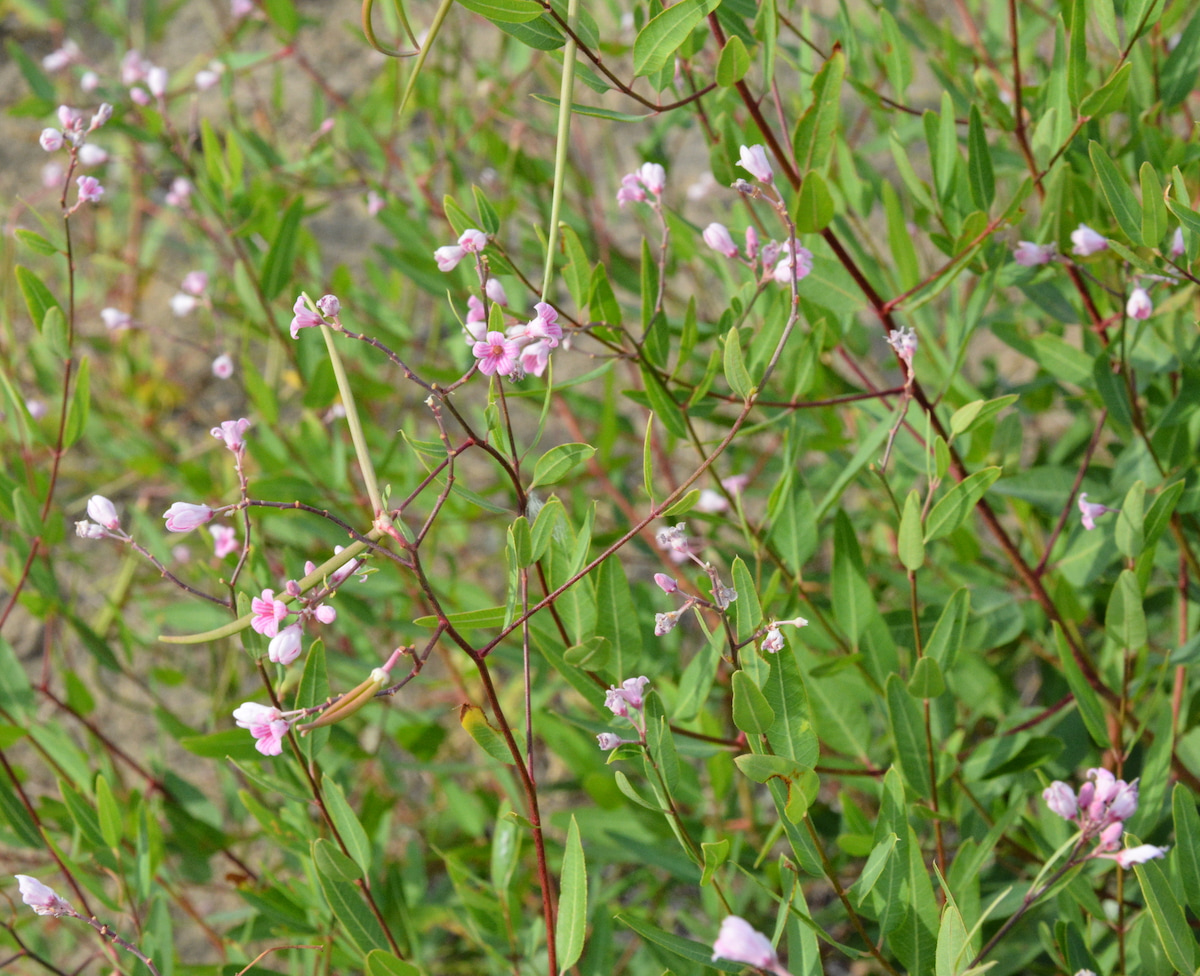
[0,775,42,847]
[313,835,362,881]
[315,847,391,956]
[460,704,515,765]
[898,490,924,571]
[64,356,90,448]
[1115,481,1145,560]
[295,638,329,761]
[1134,857,1196,973]
[529,442,596,489]
[949,395,1018,438]
[507,516,533,568]
[885,674,930,797]
[925,467,1001,542]
[935,903,969,976]
[880,9,911,97]
[260,198,304,302]
[456,0,542,23]
[556,816,587,972]
[792,51,845,174]
[559,226,590,309]
[661,488,700,516]
[1089,140,1140,242]
[14,229,59,256]
[715,35,750,86]
[907,657,945,699]
[615,913,744,973]
[1066,0,1087,109]
[731,670,775,734]
[1079,62,1131,118]
[1054,622,1110,748]
[96,774,122,849]
[723,327,753,401]
[1173,784,1200,916]
[701,839,730,886]
[1161,12,1200,108]
[640,365,689,438]
[632,0,721,78]
[413,605,507,628]
[731,557,761,643]
[792,171,835,233]
[15,266,61,330]
[924,589,969,672]
[1106,569,1146,650]
[594,557,639,682]
[365,951,422,976]
[967,105,994,210]
[323,775,372,875]
[763,645,820,767]
[472,184,501,234]
[1140,162,1167,248]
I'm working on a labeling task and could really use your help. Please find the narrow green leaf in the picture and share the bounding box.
[731,557,761,643]
[731,670,775,734]
[1105,569,1146,650]
[932,91,957,204]
[1140,162,1167,248]
[313,836,362,881]
[1089,141,1140,242]
[1173,784,1200,916]
[1079,62,1131,118]
[715,35,750,86]
[460,704,515,765]
[898,490,924,571]
[14,229,59,256]
[924,467,1001,542]
[1161,12,1200,108]
[1053,622,1110,747]
[413,605,507,628]
[96,774,122,849]
[935,903,969,976]
[792,51,845,174]
[295,638,329,761]
[0,776,42,847]
[642,413,655,502]
[365,951,421,976]
[594,557,639,682]
[763,644,820,767]
[640,365,689,438]
[885,674,930,797]
[924,589,969,672]
[507,516,533,568]
[661,488,700,516]
[559,226,590,309]
[315,849,391,956]
[615,913,744,973]
[529,442,596,489]
[15,266,61,330]
[472,184,500,234]
[883,180,920,288]
[723,327,753,401]
[456,0,542,24]
[967,105,994,210]
[907,658,945,699]
[260,198,304,302]
[1115,481,1144,560]
[530,497,563,562]
[792,171,835,233]
[733,754,803,783]
[1134,857,1196,973]
[323,775,372,874]
[880,9,912,97]
[63,356,90,448]
[632,0,721,78]
[1066,0,1087,109]
[556,816,587,973]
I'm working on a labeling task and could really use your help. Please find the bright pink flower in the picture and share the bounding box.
[314,604,336,625]
[163,502,214,532]
[211,354,234,378]
[211,418,251,452]
[525,302,562,346]
[87,495,120,530]
[1014,241,1053,266]
[250,589,290,637]
[181,271,208,296]
[15,875,71,916]
[290,295,324,338]
[712,916,787,976]
[738,145,774,184]
[1097,821,1124,851]
[268,623,304,665]
[39,128,63,152]
[472,330,520,376]
[76,175,104,203]
[209,524,238,558]
[458,228,487,252]
[485,277,508,306]
[1071,223,1108,256]
[1126,287,1152,319]
[232,702,290,756]
[637,162,666,196]
[434,244,466,271]
[616,173,646,208]
[1078,493,1118,531]
[654,573,677,594]
[520,340,551,377]
[604,677,648,717]
[703,222,738,258]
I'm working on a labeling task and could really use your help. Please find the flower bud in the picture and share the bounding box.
[162,502,215,532]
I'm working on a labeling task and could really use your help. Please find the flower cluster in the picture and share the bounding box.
[39,103,113,210]
[616,162,666,208]
[232,702,297,756]
[289,293,341,339]
[1043,768,1168,868]
[598,676,650,750]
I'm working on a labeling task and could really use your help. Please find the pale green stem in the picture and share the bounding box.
[396,0,455,117]
[540,0,579,300]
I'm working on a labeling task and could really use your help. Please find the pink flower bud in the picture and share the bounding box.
[81,72,100,92]
[87,494,120,530]
[596,732,625,750]
[1126,287,1152,320]
[77,144,108,167]
[90,103,113,129]
[458,228,487,252]
[195,69,220,91]
[637,162,666,195]
[1071,223,1108,256]
[616,173,646,208]
[181,271,208,296]
[703,222,738,258]
[366,190,385,216]
[1042,782,1078,821]
[314,604,336,624]
[43,41,80,73]
[1113,844,1169,868]
[15,875,72,916]
[737,145,774,184]
[1097,821,1124,851]
[211,354,234,378]
[170,294,197,316]
[268,623,304,665]
[1170,227,1185,259]
[39,128,63,152]
[434,244,466,271]
[485,276,508,306]
[130,87,151,106]
[162,501,214,532]
[712,916,783,973]
[744,226,759,260]
[211,417,251,452]
[653,573,677,594]
[147,66,168,98]
[317,294,340,318]
[1013,241,1053,266]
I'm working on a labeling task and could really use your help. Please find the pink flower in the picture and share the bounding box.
[472,330,520,376]
[76,175,104,203]
[366,190,385,216]
[42,41,81,73]
[1014,241,1053,266]
[616,173,646,208]
[744,226,759,260]
[250,588,290,637]
[76,520,106,539]
[89,103,113,130]
[231,0,255,19]
[738,145,774,184]
[195,69,220,91]
[1097,821,1124,851]
[1126,287,1152,319]
[314,604,336,625]
[886,326,918,369]
[1112,844,1169,868]
[290,295,324,338]
[163,502,214,532]
[209,524,238,558]
[434,244,466,271]
[1043,781,1078,821]
[459,228,487,252]
[482,278,507,307]
[232,702,291,756]
[77,144,108,167]
[87,495,120,530]
[596,732,625,750]
[637,162,666,196]
[712,916,787,975]
[525,302,562,346]
[772,242,813,284]
[130,86,151,106]
[81,71,100,92]
[147,66,168,98]
[317,294,340,317]
[165,177,193,207]
[211,353,234,378]
[519,340,551,377]
[1078,492,1118,531]
[121,50,150,85]
[695,489,729,514]
[15,876,72,916]
[703,223,739,258]
[181,270,208,296]
[328,546,367,585]
[1071,224,1108,256]
[211,418,251,452]
[268,623,304,665]
[761,627,785,653]
[604,676,649,716]
[39,128,63,152]
[654,611,681,636]
[1170,227,1185,259]
[654,573,677,594]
